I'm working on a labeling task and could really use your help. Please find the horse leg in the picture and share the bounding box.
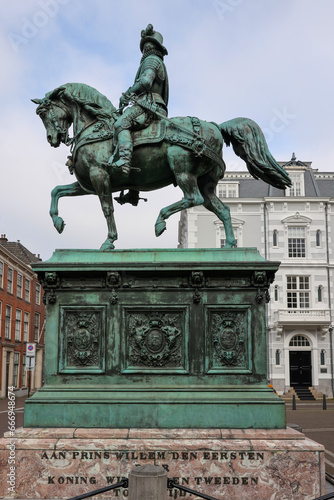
[155,150,204,237]
[50,182,89,233]
[89,166,118,250]
[198,174,236,247]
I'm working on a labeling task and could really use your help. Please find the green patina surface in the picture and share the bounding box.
[41,247,269,265]
[32,25,291,252]
[25,248,285,429]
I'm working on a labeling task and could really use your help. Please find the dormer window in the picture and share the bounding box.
[286,172,304,196]
[217,182,239,199]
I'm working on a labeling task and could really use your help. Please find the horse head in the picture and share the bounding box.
[32,86,72,148]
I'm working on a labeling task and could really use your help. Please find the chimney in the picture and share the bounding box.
[0,234,8,242]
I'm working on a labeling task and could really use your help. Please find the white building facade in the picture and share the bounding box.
[179,155,334,397]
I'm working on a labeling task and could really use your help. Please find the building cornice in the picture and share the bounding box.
[0,246,36,278]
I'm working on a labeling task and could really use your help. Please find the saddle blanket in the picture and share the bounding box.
[132,119,166,148]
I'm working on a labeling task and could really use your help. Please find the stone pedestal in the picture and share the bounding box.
[25,248,285,429]
[0,427,325,499]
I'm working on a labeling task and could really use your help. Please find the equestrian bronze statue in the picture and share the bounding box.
[32,24,291,250]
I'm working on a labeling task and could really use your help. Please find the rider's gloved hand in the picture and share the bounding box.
[119,92,131,108]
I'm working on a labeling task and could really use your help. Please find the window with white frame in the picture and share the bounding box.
[7,267,13,293]
[25,278,30,302]
[13,352,20,387]
[320,350,326,365]
[5,305,12,339]
[287,276,310,308]
[217,182,239,199]
[17,274,23,298]
[0,261,3,288]
[316,230,321,247]
[36,283,41,305]
[288,226,306,257]
[22,354,26,386]
[286,172,304,196]
[23,312,29,342]
[275,349,281,366]
[34,313,40,341]
[220,227,238,248]
[15,309,22,341]
[289,335,310,346]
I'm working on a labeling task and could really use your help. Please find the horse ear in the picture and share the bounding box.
[31,98,42,104]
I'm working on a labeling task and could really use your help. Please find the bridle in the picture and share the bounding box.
[38,98,99,151]
[37,99,72,145]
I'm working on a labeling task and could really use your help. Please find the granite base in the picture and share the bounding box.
[0,427,325,499]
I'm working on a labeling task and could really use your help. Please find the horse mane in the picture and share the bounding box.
[46,83,117,121]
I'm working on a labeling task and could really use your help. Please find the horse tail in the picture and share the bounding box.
[218,117,291,189]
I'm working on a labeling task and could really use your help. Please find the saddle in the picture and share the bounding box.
[69,119,166,169]
[132,119,166,148]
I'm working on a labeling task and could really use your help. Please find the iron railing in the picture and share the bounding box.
[314,493,334,500]
[326,472,334,485]
[67,478,128,500]
[66,475,334,500]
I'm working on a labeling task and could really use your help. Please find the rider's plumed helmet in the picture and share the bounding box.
[140,24,168,56]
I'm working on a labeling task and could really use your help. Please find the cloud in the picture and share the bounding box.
[1,0,334,257]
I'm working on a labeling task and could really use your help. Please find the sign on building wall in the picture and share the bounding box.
[26,343,36,357]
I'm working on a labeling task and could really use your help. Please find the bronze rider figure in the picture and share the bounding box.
[109,24,169,179]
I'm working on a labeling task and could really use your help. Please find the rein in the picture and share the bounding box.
[48,101,98,151]
[66,118,98,152]
[46,101,72,144]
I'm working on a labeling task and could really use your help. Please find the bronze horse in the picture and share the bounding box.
[32,83,291,249]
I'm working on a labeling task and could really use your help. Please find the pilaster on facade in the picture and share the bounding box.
[178,156,334,397]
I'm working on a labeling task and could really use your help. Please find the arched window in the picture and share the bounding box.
[275,349,281,366]
[289,335,310,347]
[273,230,278,247]
[316,230,321,247]
[318,286,323,302]
[320,350,326,366]
[274,285,279,302]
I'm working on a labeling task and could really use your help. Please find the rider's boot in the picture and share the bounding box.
[110,130,133,174]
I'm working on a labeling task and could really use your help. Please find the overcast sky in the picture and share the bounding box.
[1,0,334,259]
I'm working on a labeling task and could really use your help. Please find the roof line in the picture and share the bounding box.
[309,169,321,196]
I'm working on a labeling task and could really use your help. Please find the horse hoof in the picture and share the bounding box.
[155,220,166,237]
[54,217,65,234]
[100,240,115,250]
[224,241,236,248]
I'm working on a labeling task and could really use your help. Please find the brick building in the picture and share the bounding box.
[0,235,45,397]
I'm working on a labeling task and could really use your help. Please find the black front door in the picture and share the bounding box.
[289,351,312,386]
